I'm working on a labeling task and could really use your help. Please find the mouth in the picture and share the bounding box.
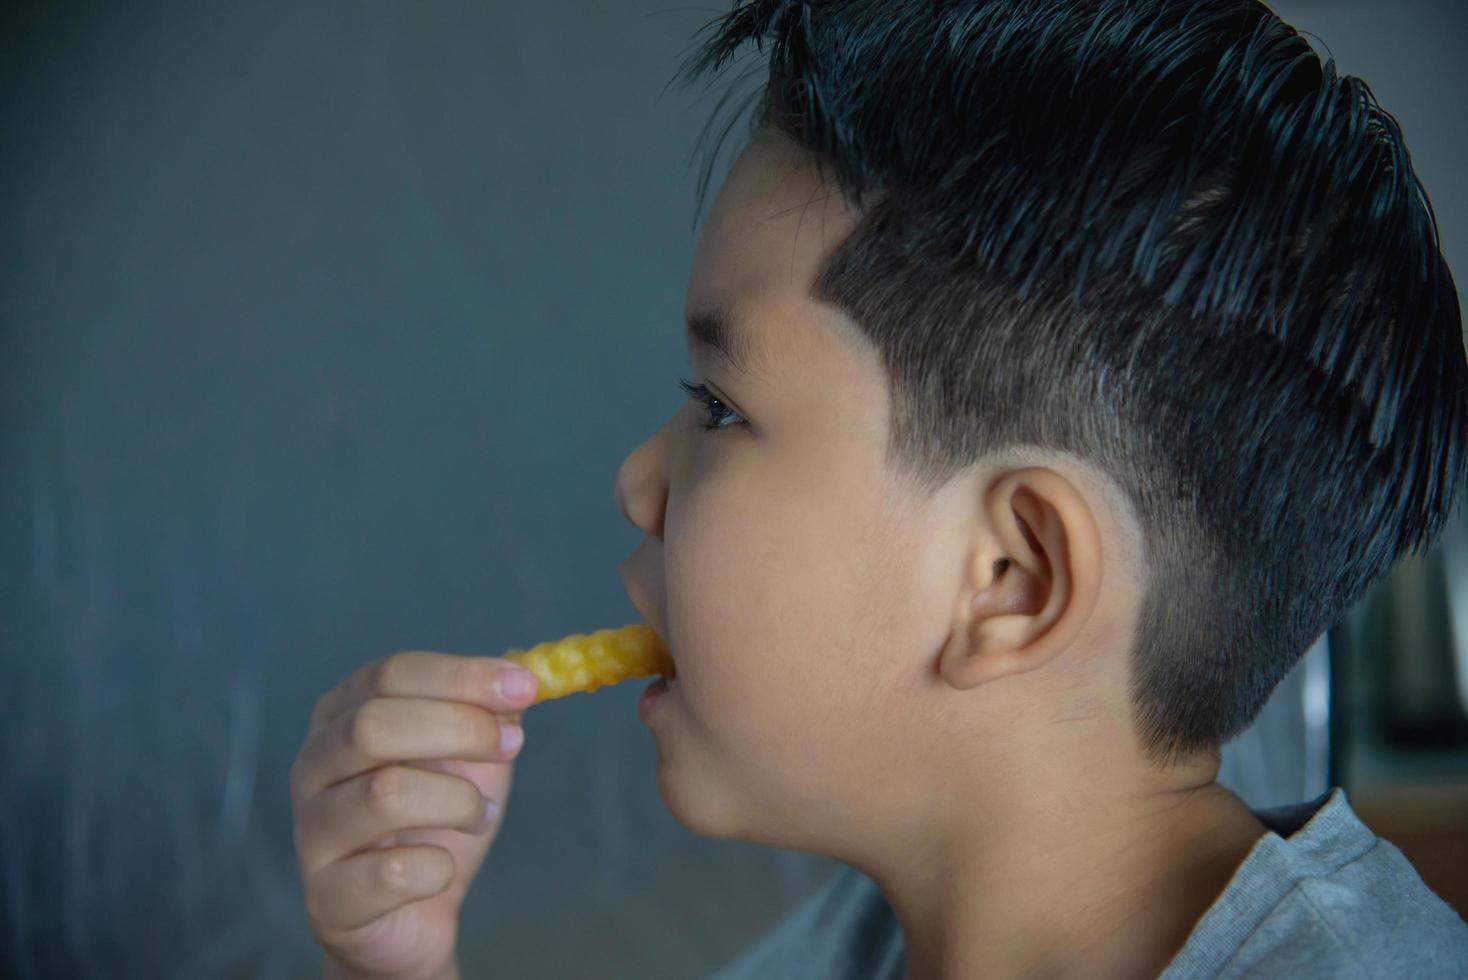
[631,620,677,691]
[618,565,677,683]
[628,604,675,684]
[636,620,679,717]
[651,624,678,685]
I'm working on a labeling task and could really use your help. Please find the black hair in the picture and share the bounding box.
[668,0,1468,765]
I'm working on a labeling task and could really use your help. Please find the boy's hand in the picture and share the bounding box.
[290,651,538,980]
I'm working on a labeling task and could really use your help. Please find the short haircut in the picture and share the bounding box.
[669,0,1468,765]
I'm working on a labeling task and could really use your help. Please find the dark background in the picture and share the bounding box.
[2,2,1464,977]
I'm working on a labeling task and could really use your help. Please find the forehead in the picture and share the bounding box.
[685,127,869,369]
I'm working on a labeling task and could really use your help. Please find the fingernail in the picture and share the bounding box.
[499,722,523,755]
[485,799,500,825]
[500,669,535,700]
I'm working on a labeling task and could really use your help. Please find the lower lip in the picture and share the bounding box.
[638,676,675,721]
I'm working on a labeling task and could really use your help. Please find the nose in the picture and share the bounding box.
[614,416,673,538]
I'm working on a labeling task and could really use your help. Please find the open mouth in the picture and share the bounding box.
[640,619,676,685]
[617,566,674,688]
[640,653,678,715]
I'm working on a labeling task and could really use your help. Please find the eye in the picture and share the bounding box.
[677,378,746,432]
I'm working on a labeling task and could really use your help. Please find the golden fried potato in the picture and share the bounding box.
[504,624,673,704]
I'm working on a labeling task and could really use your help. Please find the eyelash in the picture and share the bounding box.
[677,378,745,432]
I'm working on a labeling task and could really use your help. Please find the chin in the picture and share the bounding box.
[653,752,752,841]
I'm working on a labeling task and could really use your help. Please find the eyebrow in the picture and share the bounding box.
[685,306,755,375]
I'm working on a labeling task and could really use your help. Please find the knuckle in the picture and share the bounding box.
[347,702,387,758]
[378,853,413,891]
[373,653,408,695]
[364,766,410,816]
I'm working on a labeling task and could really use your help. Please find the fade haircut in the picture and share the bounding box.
[669,0,1468,765]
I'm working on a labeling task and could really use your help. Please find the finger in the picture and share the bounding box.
[306,844,455,934]
[298,765,498,874]
[414,756,515,803]
[310,652,538,730]
[294,697,524,799]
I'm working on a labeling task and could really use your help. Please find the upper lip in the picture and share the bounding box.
[617,562,673,664]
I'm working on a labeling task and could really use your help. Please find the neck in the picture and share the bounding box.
[862,771,1268,980]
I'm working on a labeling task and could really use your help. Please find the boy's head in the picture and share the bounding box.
[615,0,1466,852]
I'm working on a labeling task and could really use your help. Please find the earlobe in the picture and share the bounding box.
[937,471,1103,691]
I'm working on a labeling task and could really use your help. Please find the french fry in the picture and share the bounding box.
[504,624,673,704]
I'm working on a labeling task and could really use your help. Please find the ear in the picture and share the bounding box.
[938,467,1104,690]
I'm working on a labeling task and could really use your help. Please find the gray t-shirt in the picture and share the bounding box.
[706,788,1468,979]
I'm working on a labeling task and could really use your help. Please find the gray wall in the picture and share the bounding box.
[1,2,1462,978]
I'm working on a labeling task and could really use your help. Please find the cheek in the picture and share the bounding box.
[663,462,906,749]
[663,470,795,671]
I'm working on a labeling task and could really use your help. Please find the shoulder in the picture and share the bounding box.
[704,865,902,980]
[1216,836,1468,979]
[1171,788,1468,980]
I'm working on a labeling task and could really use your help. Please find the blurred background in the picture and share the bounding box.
[1,1,1464,977]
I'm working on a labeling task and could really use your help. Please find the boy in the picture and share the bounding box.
[289,1,1468,977]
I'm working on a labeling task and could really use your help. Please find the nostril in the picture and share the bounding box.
[613,457,636,526]
[613,421,675,537]
[614,448,652,528]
